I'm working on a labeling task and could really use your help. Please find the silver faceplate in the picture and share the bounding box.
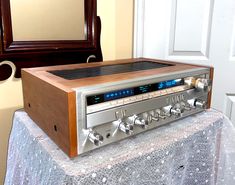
[74,67,210,154]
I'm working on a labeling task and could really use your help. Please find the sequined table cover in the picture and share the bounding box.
[4,109,235,185]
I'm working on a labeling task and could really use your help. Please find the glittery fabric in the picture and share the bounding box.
[4,109,235,185]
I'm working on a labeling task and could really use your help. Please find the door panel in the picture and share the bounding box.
[169,0,213,57]
[134,0,235,123]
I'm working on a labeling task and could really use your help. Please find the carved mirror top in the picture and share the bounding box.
[0,0,102,80]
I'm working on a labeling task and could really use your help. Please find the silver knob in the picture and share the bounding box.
[134,115,149,129]
[119,121,133,135]
[88,131,103,146]
[195,99,207,109]
[184,77,196,88]
[180,101,191,111]
[185,77,211,92]
[135,118,148,128]
[162,105,173,117]
[195,78,212,92]
[163,105,183,117]
[171,107,182,117]
[126,115,148,129]
[187,99,196,108]
[187,99,207,109]
[149,110,159,121]
[157,108,170,119]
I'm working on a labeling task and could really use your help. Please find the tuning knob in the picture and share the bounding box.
[185,77,211,92]
[195,78,212,92]
[88,130,104,146]
[119,121,133,135]
[184,77,196,88]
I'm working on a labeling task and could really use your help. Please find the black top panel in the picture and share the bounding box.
[49,61,173,80]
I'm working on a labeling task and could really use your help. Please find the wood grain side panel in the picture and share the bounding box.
[22,70,76,157]
[207,67,214,108]
[67,91,77,157]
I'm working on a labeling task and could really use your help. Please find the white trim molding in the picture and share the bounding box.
[133,0,146,58]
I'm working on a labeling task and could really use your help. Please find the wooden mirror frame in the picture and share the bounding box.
[0,0,102,80]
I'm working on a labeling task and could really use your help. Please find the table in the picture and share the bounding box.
[4,109,235,185]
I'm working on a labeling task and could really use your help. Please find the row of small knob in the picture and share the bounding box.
[87,115,148,146]
[87,98,206,146]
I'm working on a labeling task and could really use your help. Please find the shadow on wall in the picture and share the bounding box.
[0,61,23,184]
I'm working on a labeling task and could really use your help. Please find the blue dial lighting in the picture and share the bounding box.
[87,78,184,105]
[158,79,183,89]
[104,88,134,101]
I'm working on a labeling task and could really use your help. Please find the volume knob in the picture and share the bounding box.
[88,131,104,146]
[195,78,212,92]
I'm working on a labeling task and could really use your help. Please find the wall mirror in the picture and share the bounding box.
[0,0,102,80]
[10,0,85,41]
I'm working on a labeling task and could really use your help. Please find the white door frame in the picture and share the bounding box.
[133,0,146,58]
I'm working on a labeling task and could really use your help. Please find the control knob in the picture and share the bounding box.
[155,109,170,119]
[88,130,104,146]
[180,101,191,111]
[187,99,207,109]
[195,99,207,109]
[149,110,160,121]
[185,77,211,92]
[126,115,149,129]
[195,78,211,92]
[118,121,133,135]
[162,104,183,117]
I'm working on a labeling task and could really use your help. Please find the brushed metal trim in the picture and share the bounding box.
[74,67,210,154]
[86,89,205,128]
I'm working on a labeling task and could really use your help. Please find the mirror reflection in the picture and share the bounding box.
[10,0,85,41]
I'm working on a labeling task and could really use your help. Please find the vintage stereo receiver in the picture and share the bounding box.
[22,58,213,157]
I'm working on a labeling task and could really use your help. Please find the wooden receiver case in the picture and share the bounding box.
[22,58,213,157]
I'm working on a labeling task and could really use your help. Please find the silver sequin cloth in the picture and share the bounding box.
[4,109,235,185]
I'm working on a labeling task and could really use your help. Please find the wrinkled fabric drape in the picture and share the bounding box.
[4,109,235,185]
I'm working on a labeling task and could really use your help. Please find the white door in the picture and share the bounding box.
[134,0,235,123]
